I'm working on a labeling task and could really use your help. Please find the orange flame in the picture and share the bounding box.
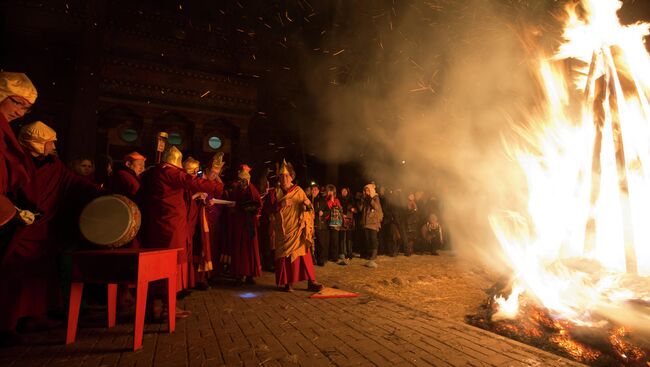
[491,0,650,327]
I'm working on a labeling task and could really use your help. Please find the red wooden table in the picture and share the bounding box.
[65,248,179,350]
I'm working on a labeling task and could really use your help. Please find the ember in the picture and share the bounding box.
[467,285,650,366]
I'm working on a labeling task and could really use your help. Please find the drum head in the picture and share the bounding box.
[79,195,133,246]
[0,195,15,227]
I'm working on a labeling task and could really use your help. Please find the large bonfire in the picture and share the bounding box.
[468,0,650,365]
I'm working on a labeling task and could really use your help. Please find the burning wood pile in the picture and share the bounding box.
[467,0,650,365]
[467,265,650,366]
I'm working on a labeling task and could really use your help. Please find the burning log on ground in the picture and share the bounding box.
[467,275,650,366]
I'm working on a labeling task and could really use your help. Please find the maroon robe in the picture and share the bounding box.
[0,114,33,196]
[228,182,262,278]
[0,156,101,331]
[137,164,223,290]
[275,250,317,286]
[105,165,140,200]
[267,186,317,286]
[105,165,142,249]
[205,194,227,274]
[192,204,212,282]
[184,190,200,289]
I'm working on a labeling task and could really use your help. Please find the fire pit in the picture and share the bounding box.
[467,267,650,366]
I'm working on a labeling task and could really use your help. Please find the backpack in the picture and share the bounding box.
[329,205,343,228]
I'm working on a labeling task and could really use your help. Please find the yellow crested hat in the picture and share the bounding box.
[183,156,200,174]
[18,121,57,155]
[162,146,182,168]
[0,72,37,104]
[278,159,291,176]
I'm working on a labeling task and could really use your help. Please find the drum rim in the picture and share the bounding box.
[79,194,138,247]
[0,195,15,227]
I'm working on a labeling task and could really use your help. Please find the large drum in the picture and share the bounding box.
[0,195,15,226]
[79,194,141,248]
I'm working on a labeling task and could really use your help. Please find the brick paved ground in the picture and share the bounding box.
[0,272,585,367]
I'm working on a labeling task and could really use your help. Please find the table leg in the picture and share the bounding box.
[133,281,148,351]
[167,276,176,333]
[66,282,84,345]
[107,283,117,328]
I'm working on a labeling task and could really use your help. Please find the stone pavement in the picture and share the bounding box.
[0,272,585,367]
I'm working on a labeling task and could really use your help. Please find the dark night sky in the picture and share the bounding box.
[4,0,650,187]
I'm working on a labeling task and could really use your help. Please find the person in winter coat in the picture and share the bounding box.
[359,183,383,268]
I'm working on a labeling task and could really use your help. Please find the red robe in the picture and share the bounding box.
[137,164,223,290]
[268,185,317,286]
[185,193,212,286]
[228,182,262,278]
[184,190,200,288]
[0,156,101,331]
[205,194,227,274]
[105,165,141,200]
[0,114,33,196]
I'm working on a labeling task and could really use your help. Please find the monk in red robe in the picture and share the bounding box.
[203,154,230,278]
[0,74,38,346]
[105,151,145,200]
[137,147,224,317]
[0,73,38,225]
[205,185,228,276]
[269,160,323,292]
[190,199,212,290]
[0,121,101,345]
[228,164,262,285]
[181,157,207,291]
[105,151,146,307]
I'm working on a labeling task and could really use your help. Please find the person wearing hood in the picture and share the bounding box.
[0,73,39,231]
[137,147,224,319]
[0,72,37,194]
[228,164,263,285]
[359,183,383,268]
[105,151,146,200]
[182,156,217,292]
[0,121,101,345]
[181,156,203,292]
[268,160,323,292]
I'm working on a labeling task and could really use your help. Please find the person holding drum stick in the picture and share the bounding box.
[0,73,40,346]
[137,146,224,320]
[0,121,102,346]
[0,73,39,235]
[103,151,147,308]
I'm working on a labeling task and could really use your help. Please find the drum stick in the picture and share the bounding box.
[209,199,236,206]
[14,206,42,217]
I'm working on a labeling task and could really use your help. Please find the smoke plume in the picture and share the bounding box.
[301,0,562,268]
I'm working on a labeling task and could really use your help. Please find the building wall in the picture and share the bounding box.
[2,0,258,168]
